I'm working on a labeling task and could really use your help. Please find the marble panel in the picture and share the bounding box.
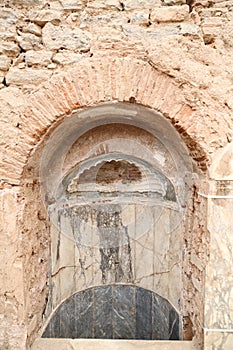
[205,199,233,329]
[74,288,93,338]
[51,274,61,309]
[74,245,95,291]
[59,267,76,302]
[50,220,60,274]
[58,211,75,267]
[113,285,136,339]
[42,308,60,338]
[153,207,182,309]
[134,206,154,242]
[136,287,152,340]
[90,247,103,287]
[169,307,180,340]
[93,285,113,338]
[204,331,233,350]
[42,322,51,338]
[59,297,76,338]
[121,204,136,240]
[152,293,170,340]
[134,221,153,288]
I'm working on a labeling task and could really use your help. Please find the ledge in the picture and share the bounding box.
[31,339,194,350]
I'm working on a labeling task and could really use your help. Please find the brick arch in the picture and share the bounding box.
[3,57,208,185]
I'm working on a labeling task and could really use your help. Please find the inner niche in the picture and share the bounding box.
[82,160,142,185]
[42,285,180,340]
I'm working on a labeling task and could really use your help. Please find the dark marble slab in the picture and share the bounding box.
[113,285,136,339]
[42,284,181,341]
[169,307,180,340]
[42,322,51,338]
[152,293,170,340]
[93,285,113,339]
[74,288,93,338]
[136,287,152,340]
[59,297,76,338]
[49,309,60,338]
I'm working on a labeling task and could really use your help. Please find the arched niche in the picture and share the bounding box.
[20,101,208,350]
[35,102,194,341]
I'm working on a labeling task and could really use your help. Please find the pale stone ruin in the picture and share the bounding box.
[0,0,233,349]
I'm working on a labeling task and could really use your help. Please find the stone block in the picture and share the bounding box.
[60,0,83,10]
[124,0,161,10]
[17,32,42,51]
[42,23,90,52]
[0,27,17,41]
[0,55,11,71]
[163,0,186,4]
[25,50,53,67]
[0,41,20,57]
[53,51,83,65]
[179,23,200,36]
[0,9,18,26]
[87,0,122,10]
[5,67,51,86]
[151,5,189,23]
[29,10,62,26]
[22,23,42,37]
[0,71,4,84]
[130,12,150,25]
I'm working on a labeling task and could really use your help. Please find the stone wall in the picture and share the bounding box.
[0,0,233,349]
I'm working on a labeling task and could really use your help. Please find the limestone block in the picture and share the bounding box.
[25,50,53,67]
[222,20,233,48]
[22,23,42,37]
[11,0,42,3]
[202,17,227,43]
[151,5,189,22]
[130,12,150,25]
[179,23,200,36]
[124,0,161,10]
[0,71,4,84]
[29,10,62,26]
[213,0,233,7]
[87,0,122,9]
[0,55,11,71]
[0,41,20,57]
[163,0,186,4]
[17,32,42,51]
[0,9,18,26]
[0,28,17,41]
[60,0,84,9]
[5,67,51,86]
[226,95,233,110]
[53,51,83,65]
[42,23,90,52]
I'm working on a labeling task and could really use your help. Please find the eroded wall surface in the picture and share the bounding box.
[0,0,233,349]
